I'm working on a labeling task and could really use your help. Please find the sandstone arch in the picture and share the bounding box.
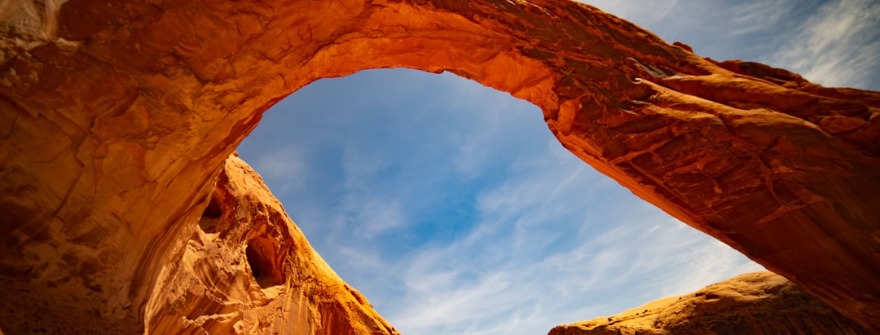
[1,0,879,333]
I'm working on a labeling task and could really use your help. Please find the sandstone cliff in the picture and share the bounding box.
[144,154,398,335]
[2,0,879,333]
[549,272,867,335]
[1,153,399,334]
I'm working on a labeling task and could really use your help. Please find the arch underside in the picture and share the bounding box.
[1,0,879,333]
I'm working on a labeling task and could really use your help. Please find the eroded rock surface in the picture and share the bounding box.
[144,154,398,335]
[549,272,867,335]
[1,153,399,335]
[1,0,879,333]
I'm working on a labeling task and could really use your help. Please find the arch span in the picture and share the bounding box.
[1,0,879,333]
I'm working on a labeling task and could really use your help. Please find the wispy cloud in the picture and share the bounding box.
[386,191,763,334]
[728,0,795,36]
[346,198,407,238]
[769,0,880,89]
[240,67,766,335]
[249,146,310,196]
[346,136,763,335]
[233,2,878,333]
[580,0,880,90]
[578,0,680,23]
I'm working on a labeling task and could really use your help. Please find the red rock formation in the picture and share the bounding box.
[144,154,398,335]
[1,0,879,333]
[549,272,867,335]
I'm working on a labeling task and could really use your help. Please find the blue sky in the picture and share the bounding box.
[237,1,880,334]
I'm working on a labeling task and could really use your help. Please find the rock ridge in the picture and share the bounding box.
[549,272,868,335]
[145,154,399,335]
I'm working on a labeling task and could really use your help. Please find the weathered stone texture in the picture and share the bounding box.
[143,154,398,335]
[549,272,867,335]
[1,0,879,333]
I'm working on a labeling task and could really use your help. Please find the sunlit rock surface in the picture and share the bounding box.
[1,0,879,333]
[549,272,867,335]
[144,154,398,335]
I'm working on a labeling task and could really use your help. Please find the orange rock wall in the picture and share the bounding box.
[144,154,397,335]
[1,0,879,333]
[549,272,867,335]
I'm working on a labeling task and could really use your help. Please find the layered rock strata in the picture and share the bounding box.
[1,0,879,333]
[549,272,867,335]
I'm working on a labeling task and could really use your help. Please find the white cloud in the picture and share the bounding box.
[250,146,310,195]
[576,0,880,90]
[385,215,763,335]
[254,75,765,334]
[231,7,859,331]
[578,0,680,23]
[728,0,795,36]
[334,244,388,272]
[439,81,545,180]
[770,0,880,89]
[341,143,392,192]
[368,140,763,335]
[349,198,407,238]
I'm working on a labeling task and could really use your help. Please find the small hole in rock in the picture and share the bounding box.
[246,237,285,288]
[199,195,222,233]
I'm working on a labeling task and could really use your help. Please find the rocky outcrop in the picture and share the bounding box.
[549,272,867,335]
[1,0,879,333]
[0,153,399,335]
[144,154,398,335]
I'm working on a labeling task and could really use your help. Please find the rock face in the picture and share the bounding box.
[1,152,399,335]
[549,272,867,335]
[1,0,879,333]
[144,154,398,335]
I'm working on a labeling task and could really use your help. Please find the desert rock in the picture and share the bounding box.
[1,0,879,333]
[144,154,398,335]
[549,272,867,335]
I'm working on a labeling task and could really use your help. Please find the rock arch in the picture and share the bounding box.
[1,0,878,333]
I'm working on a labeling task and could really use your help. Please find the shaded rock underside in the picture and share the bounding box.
[1,0,879,333]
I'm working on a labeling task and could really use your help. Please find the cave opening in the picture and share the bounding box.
[199,195,223,234]
[246,236,286,289]
[234,68,762,334]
